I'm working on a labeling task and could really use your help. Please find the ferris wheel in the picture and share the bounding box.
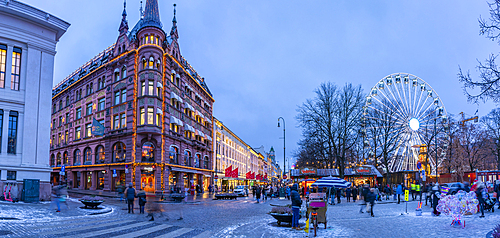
[362,73,448,175]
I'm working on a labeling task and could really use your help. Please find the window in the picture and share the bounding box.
[53,104,56,114]
[56,153,62,166]
[120,113,126,128]
[7,171,16,180]
[0,110,2,153]
[122,67,127,79]
[150,35,154,44]
[142,58,147,70]
[85,123,92,137]
[115,89,126,105]
[149,57,154,69]
[11,48,21,91]
[86,103,93,115]
[0,44,6,88]
[74,149,81,165]
[141,142,155,162]
[148,80,154,95]
[96,146,105,164]
[65,113,70,124]
[112,142,126,162]
[89,83,93,94]
[65,130,68,143]
[148,107,154,124]
[184,150,191,166]
[98,98,105,111]
[170,123,179,133]
[195,154,201,168]
[113,115,119,129]
[59,100,63,111]
[157,84,162,97]
[140,108,145,125]
[76,107,82,119]
[66,96,70,107]
[156,111,161,126]
[141,81,145,96]
[204,156,209,169]
[63,151,69,165]
[50,154,55,167]
[57,133,61,145]
[84,147,92,164]
[114,71,119,82]
[97,78,102,90]
[114,91,120,105]
[169,146,179,164]
[75,126,81,140]
[121,89,126,103]
[7,111,18,154]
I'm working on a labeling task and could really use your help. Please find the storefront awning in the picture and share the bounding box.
[171,167,205,175]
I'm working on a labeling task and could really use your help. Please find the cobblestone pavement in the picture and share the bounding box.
[1,195,498,237]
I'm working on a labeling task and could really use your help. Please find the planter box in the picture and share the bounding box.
[80,200,104,209]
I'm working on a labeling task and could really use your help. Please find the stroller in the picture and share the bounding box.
[484,194,497,213]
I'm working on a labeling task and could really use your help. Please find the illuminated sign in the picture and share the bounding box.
[355,166,371,174]
[300,168,317,175]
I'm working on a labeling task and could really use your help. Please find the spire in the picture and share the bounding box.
[119,0,129,34]
[139,0,143,19]
[170,3,179,41]
[141,0,162,29]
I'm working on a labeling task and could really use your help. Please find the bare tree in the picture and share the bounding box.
[458,0,500,103]
[296,82,364,178]
[481,108,500,169]
[454,123,491,171]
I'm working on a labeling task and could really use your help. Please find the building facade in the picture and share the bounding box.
[50,0,214,194]
[0,0,69,200]
[213,118,267,190]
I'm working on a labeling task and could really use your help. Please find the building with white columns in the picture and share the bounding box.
[0,0,69,201]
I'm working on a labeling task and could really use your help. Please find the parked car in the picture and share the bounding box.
[234,185,248,196]
[442,182,466,195]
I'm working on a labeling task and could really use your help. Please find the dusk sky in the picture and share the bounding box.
[22,0,499,170]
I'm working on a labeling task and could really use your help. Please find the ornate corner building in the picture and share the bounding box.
[49,0,214,194]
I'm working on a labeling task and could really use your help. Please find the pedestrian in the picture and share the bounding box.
[495,180,500,209]
[464,182,471,193]
[360,184,370,213]
[262,186,267,201]
[426,183,433,206]
[411,182,416,201]
[290,184,303,230]
[255,186,261,203]
[432,183,441,216]
[124,183,137,213]
[117,184,125,202]
[367,188,376,217]
[336,187,342,204]
[476,183,487,218]
[384,185,391,200]
[352,186,358,202]
[330,186,336,205]
[396,183,403,204]
[286,186,291,200]
[137,188,147,214]
[374,185,381,201]
[50,185,62,212]
[416,183,422,202]
[346,186,352,202]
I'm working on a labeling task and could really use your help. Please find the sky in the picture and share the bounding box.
[20,0,500,170]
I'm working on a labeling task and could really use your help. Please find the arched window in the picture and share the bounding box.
[112,142,126,162]
[114,68,120,82]
[63,151,69,165]
[142,58,147,70]
[184,150,192,166]
[84,147,92,165]
[203,156,209,169]
[86,85,89,96]
[95,145,105,164]
[149,57,154,69]
[122,66,127,79]
[50,154,55,167]
[141,142,155,162]
[169,146,178,164]
[74,149,81,165]
[195,153,201,168]
[56,153,62,166]
[156,59,161,69]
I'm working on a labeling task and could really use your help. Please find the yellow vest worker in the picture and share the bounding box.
[415,184,421,192]
[411,183,416,191]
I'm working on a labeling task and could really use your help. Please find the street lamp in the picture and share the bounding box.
[278,117,285,182]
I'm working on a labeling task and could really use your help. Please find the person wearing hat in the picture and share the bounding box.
[124,182,137,213]
[290,184,302,230]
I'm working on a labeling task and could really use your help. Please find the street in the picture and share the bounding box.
[1,194,499,238]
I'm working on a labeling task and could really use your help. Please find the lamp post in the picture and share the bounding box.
[278,117,285,183]
[434,117,438,182]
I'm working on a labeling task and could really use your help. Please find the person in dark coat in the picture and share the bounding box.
[476,183,487,218]
[137,188,147,214]
[367,188,376,217]
[124,183,137,213]
[291,184,303,230]
[432,183,441,216]
[346,187,352,202]
[336,188,342,204]
[255,186,261,203]
[360,184,370,213]
[384,185,391,200]
[262,186,267,201]
[352,186,358,202]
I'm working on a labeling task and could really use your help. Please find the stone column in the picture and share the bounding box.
[79,172,85,190]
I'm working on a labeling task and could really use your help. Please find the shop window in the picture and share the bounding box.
[141,142,155,162]
[83,147,92,165]
[96,145,105,164]
[112,142,126,162]
[169,146,178,164]
[97,171,105,190]
[7,171,16,180]
[74,149,81,165]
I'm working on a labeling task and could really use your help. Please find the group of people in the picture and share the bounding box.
[252,184,289,203]
[123,182,148,214]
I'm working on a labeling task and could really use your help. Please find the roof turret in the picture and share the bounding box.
[141,0,162,29]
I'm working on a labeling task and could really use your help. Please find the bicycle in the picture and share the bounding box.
[310,207,319,237]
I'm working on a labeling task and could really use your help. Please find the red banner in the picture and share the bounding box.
[264,173,268,180]
[225,165,233,177]
[252,172,255,179]
[232,167,238,178]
